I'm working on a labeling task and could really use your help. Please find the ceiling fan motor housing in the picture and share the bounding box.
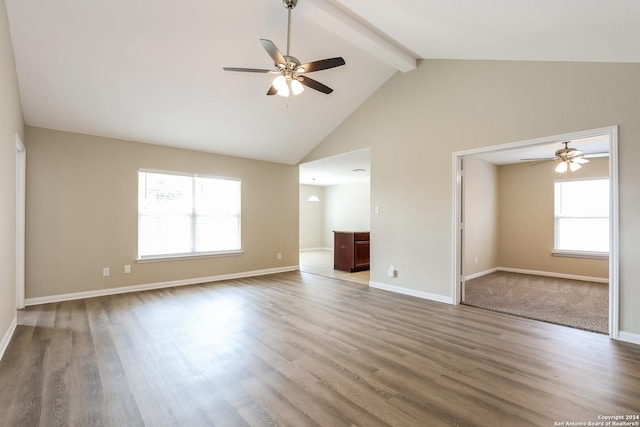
[555,147,578,160]
[283,0,297,9]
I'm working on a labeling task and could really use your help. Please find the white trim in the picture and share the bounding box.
[551,250,608,260]
[608,126,619,338]
[137,250,243,263]
[451,155,464,305]
[452,126,619,338]
[496,267,608,284]
[15,134,25,310]
[464,268,499,281]
[25,266,298,306]
[453,126,616,158]
[0,316,17,362]
[616,331,640,346]
[369,281,454,305]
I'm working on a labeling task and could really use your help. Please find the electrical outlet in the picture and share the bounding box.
[124,265,131,274]
[277,252,282,260]
[388,265,396,277]
[103,267,110,277]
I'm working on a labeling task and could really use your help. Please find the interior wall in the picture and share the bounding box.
[498,157,609,278]
[302,59,640,335]
[25,126,299,300]
[299,185,325,249]
[0,0,25,351]
[323,181,370,248]
[463,157,498,276]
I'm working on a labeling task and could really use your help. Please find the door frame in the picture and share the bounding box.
[452,126,619,338]
[16,134,25,310]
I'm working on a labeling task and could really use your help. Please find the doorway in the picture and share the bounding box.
[298,149,371,286]
[453,126,619,337]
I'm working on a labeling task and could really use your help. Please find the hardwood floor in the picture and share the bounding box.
[1,271,639,426]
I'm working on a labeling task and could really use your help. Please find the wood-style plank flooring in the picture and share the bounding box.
[1,271,639,426]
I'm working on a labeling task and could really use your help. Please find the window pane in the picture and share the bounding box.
[195,178,240,216]
[140,173,193,215]
[556,218,609,252]
[139,215,192,256]
[555,179,609,217]
[195,216,240,252]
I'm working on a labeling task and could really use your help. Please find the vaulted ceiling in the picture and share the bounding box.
[5,0,640,165]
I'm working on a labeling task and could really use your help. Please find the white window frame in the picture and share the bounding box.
[137,169,242,262]
[553,177,609,259]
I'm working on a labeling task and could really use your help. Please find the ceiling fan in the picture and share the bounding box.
[523,141,601,173]
[223,0,345,97]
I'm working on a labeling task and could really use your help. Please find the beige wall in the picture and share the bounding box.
[323,182,370,247]
[464,157,499,276]
[25,127,299,299]
[303,60,640,335]
[0,0,25,349]
[299,185,325,249]
[299,182,371,250]
[498,157,609,278]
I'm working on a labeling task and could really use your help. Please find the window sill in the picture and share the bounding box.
[137,250,243,263]
[552,250,608,260]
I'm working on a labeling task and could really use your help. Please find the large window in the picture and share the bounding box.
[554,178,609,255]
[138,171,241,259]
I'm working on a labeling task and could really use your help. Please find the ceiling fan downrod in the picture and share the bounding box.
[283,0,297,56]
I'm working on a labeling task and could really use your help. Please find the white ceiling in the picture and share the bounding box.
[473,135,610,165]
[5,0,640,167]
[300,148,370,186]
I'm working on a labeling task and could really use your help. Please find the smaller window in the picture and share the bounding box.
[554,178,609,255]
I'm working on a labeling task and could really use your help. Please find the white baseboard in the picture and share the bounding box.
[616,331,640,346]
[25,265,299,306]
[369,281,454,305]
[0,316,17,362]
[498,267,608,283]
[468,267,609,284]
[464,268,498,281]
[299,247,333,252]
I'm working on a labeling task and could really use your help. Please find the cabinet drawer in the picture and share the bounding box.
[354,233,370,242]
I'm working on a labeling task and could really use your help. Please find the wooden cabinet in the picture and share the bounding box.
[334,231,370,272]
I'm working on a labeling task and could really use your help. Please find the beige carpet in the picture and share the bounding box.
[464,271,608,334]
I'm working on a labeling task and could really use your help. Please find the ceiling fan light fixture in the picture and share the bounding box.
[569,161,582,172]
[291,79,304,95]
[555,161,568,173]
[273,75,289,96]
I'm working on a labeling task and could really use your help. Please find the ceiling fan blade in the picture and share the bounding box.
[298,57,346,73]
[297,76,333,94]
[260,39,286,66]
[574,158,590,164]
[223,67,273,73]
[584,152,609,158]
[267,85,277,96]
[527,159,556,166]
